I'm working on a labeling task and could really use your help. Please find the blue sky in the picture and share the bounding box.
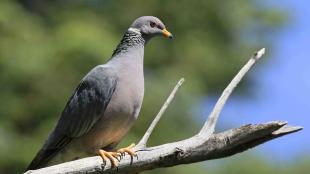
[203,1,309,159]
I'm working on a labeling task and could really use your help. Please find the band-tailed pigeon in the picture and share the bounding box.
[26,16,173,170]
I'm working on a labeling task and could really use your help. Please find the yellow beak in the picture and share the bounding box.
[162,28,173,39]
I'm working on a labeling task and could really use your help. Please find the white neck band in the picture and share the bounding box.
[128,27,141,35]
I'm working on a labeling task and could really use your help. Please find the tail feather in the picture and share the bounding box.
[26,148,59,171]
[26,136,72,171]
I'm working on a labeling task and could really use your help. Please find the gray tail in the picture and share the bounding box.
[25,136,72,171]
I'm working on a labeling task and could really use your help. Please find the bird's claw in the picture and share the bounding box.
[98,143,137,168]
[116,143,136,158]
[98,149,120,167]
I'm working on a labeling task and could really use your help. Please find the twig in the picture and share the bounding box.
[199,48,266,137]
[135,78,185,149]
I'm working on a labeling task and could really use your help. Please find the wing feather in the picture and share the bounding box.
[26,66,117,170]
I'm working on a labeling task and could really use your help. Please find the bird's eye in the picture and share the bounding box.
[150,21,156,28]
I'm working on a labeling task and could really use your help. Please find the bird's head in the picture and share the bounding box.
[129,16,173,40]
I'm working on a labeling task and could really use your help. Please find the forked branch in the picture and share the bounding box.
[199,48,266,137]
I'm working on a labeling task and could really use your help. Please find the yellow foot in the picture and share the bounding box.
[98,149,120,168]
[98,143,137,168]
[116,143,136,158]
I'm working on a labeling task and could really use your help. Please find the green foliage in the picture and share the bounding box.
[0,0,304,174]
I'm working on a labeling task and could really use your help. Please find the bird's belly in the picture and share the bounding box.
[58,108,139,163]
[76,85,143,153]
[90,106,138,148]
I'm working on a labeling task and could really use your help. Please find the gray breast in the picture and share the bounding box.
[84,61,144,150]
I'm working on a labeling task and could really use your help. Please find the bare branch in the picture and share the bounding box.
[136,78,185,149]
[199,48,266,137]
[25,121,302,174]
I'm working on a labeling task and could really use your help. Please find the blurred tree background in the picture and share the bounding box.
[0,0,308,173]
